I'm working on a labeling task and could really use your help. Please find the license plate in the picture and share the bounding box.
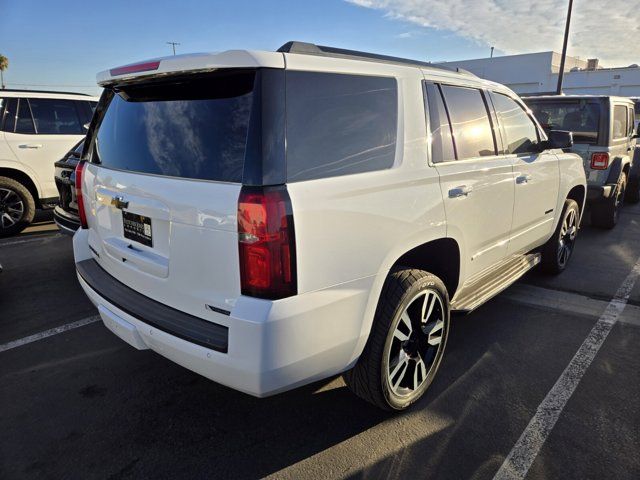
[122,211,153,247]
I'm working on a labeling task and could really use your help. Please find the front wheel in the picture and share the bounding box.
[344,268,450,411]
[0,176,36,237]
[540,198,580,274]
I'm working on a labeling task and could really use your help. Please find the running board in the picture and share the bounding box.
[451,253,541,313]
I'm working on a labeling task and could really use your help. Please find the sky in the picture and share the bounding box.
[1,0,638,96]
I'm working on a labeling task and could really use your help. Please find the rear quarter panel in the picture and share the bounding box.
[285,63,446,364]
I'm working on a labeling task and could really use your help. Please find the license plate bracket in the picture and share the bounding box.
[122,211,153,247]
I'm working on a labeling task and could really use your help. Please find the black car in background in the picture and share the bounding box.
[53,141,83,235]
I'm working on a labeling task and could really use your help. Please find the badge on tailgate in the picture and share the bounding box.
[122,211,153,247]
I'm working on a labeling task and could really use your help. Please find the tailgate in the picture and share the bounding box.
[80,70,259,316]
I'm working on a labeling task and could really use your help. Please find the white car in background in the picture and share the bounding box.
[0,90,98,236]
[74,42,586,411]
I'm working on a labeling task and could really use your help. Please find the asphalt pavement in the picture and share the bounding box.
[1,204,638,480]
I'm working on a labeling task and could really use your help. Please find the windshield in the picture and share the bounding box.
[91,71,256,183]
[526,100,601,144]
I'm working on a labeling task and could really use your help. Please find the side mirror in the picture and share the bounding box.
[540,130,573,150]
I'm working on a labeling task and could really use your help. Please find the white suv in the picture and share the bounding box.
[0,90,98,236]
[73,42,586,410]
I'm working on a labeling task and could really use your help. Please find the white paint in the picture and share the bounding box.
[0,315,101,353]
[503,283,640,327]
[494,258,640,480]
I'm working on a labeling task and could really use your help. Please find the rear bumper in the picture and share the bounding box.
[54,206,80,236]
[73,232,374,397]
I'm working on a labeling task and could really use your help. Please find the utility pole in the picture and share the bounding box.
[166,41,180,56]
[556,0,574,94]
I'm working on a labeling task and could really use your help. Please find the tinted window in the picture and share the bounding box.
[16,99,36,134]
[29,99,83,134]
[492,93,539,154]
[1,98,16,132]
[612,105,627,139]
[526,100,601,144]
[93,72,254,182]
[425,83,455,163]
[285,71,397,182]
[441,85,495,159]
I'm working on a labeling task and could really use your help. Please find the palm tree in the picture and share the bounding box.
[0,55,8,89]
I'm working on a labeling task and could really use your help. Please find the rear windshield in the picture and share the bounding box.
[526,100,601,144]
[92,71,255,182]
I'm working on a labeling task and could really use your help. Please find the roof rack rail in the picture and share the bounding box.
[277,41,476,77]
[0,88,93,96]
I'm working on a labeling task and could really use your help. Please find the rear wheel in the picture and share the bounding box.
[591,172,626,229]
[0,176,36,237]
[625,177,640,204]
[344,268,450,411]
[541,199,579,274]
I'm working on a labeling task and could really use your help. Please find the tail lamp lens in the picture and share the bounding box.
[75,161,88,229]
[590,152,609,170]
[238,186,297,299]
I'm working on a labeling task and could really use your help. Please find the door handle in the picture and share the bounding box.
[448,185,473,198]
[516,174,532,184]
[18,144,43,149]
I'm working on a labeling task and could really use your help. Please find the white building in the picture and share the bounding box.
[439,51,640,97]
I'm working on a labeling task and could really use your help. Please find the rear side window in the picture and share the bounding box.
[425,83,455,163]
[491,93,540,154]
[92,71,255,182]
[1,98,16,132]
[627,107,634,136]
[16,99,36,134]
[285,71,397,182]
[613,105,627,139]
[440,85,495,159]
[29,99,83,134]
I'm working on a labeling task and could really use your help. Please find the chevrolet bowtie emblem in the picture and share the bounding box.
[110,195,129,210]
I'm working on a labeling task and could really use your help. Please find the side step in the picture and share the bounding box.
[451,253,541,313]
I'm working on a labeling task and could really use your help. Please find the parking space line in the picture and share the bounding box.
[493,257,640,480]
[0,233,62,248]
[503,284,640,327]
[0,315,101,353]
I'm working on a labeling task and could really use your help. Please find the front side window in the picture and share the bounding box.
[29,98,83,134]
[425,83,455,163]
[16,99,36,134]
[491,93,540,154]
[612,105,628,139]
[440,85,495,159]
[285,71,397,182]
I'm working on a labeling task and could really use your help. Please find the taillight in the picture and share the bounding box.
[591,152,609,170]
[75,161,88,229]
[238,186,297,299]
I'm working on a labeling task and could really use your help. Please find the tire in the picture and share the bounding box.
[344,268,450,411]
[0,176,36,237]
[540,199,580,274]
[591,173,626,229]
[625,177,640,204]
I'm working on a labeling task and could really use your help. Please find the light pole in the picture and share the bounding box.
[556,0,574,95]
[167,41,180,56]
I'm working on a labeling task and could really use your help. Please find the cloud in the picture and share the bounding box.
[347,0,640,66]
